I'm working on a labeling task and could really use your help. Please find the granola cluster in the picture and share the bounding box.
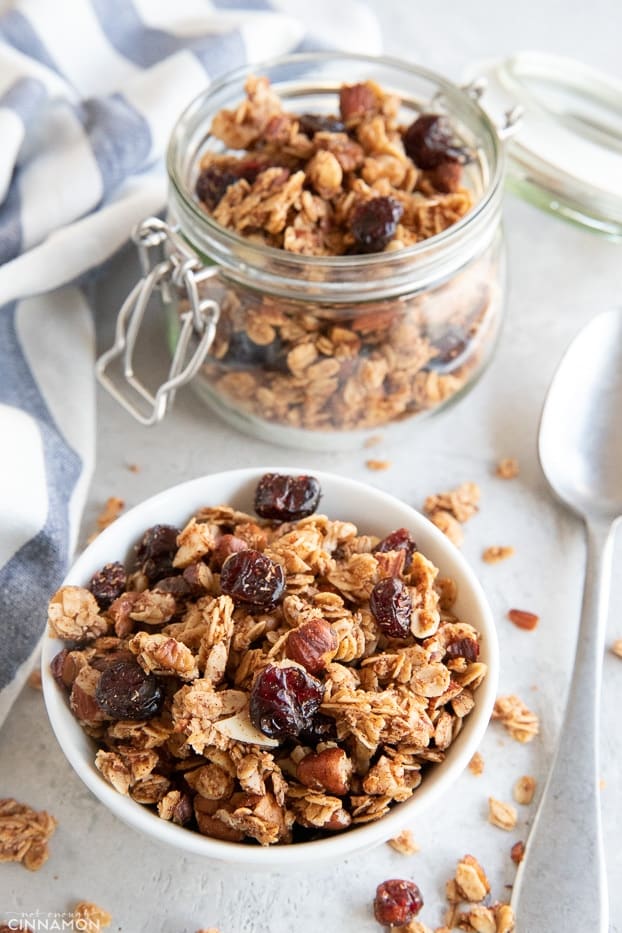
[0,798,57,871]
[47,474,487,847]
[186,76,501,434]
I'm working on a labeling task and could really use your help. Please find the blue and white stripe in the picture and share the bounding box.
[0,0,379,725]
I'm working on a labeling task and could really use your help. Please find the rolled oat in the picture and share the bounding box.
[73,902,111,930]
[388,828,420,855]
[513,775,536,805]
[482,547,514,564]
[487,797,517,831]
[467,752,484,776]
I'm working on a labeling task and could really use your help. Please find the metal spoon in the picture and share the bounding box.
[511,308,622,931]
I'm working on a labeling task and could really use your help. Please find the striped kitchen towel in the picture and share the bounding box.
[0,0,380,726]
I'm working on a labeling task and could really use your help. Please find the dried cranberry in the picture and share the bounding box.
[237,156,269,184]
[403,113,468,169]
[136,524,179,584]
[254,473,321,521]
[374,879,424,926]
[95,659,164,720]
[249,664,325,741]
[351,196,403,254]
[88,561,127,609]
[299,712,337,745]
[299,113,345,137]
[446,637,479,661]
[136,524,178,561]
[373,528,417,568]
[220,549,285,608]
[370,577,412,639]
[196,165,239,209]
[427,329,470,373]
[225,330,287,372]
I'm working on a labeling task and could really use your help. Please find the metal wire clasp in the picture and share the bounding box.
[96,217,220,426]
[461,78,524,140]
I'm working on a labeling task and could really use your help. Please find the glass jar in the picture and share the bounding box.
[99,53,508,449]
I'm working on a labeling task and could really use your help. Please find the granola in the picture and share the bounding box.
[73,902,111,930]
[492,695,539,743]
[185,76,502,434]
[482,547,514,564]
[388,828,420,855]
[495,458,519,480]
[47,473,487,846]
[487,797,517,831]
[424,482,480,547]
[0,798,57,870]
[513,774,536,805]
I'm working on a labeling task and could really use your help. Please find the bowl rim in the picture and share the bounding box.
[42,466,498,867]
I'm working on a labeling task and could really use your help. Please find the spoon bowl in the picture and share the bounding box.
[539,307,622,519]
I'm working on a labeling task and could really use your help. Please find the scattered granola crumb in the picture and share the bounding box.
[468,752,484,776]
[493,903,516,932]
[454,854,490,902]
[488,797,517,831]
[510,840,525,864]
[388,829,420,855]
[27,669,42,690]
[507,608,539,631]
[0,799,57,870]
[482,546,514,564]
[366,459,392,471]
[424,482,480,523]
[364,434,384,448]
[599,778,606,790]
[424,482,480,548]
[495,458,519,479]
[127,463,140,473]
[73,902,111,930]
[456,904,496,932]
[610,638,622,658]
[89,496,125,541]
[492,695,539,743]
[513,775,536,805]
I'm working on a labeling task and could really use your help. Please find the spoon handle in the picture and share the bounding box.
[511,519,614,932]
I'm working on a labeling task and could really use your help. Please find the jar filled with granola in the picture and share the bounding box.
[99,54,509,448]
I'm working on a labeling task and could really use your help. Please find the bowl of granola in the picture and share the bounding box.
[41,468,498,868]
[98,53,506,448]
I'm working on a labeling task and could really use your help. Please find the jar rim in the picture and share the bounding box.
[167,51,505,299]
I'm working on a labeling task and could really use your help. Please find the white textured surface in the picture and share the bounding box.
[1,2,622,930]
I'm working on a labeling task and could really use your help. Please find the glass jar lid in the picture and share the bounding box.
[467,51,622,239]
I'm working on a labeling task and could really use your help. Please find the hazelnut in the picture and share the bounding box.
[212,534,249,569]
[296,747,353,795]
[285,619,338,674]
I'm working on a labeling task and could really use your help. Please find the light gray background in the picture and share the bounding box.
[2,2,622,931]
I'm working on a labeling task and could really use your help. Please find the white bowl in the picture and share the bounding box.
[42,467,498,869]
